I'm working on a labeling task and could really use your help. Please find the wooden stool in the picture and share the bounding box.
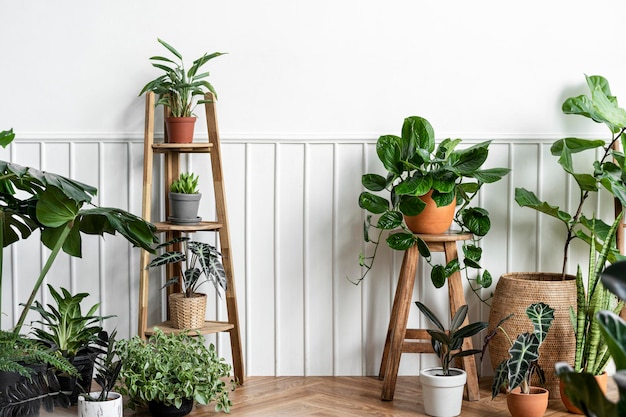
[378,231,480,401]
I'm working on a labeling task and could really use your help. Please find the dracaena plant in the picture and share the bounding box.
[515,75,626,279]
[356,116,510,302]
[139,38,225,118]
[415,302,488,376]
[556,260,626,416]
[147,237,226,298]
[491,302,555,397]
[0,128,158,334]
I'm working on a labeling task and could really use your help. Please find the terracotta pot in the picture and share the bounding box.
[404,190,456,234]
[169,292,207,329]
[165,117,196,143]
[488,272,576,399]
[559,372,608,414]
[506,386,549,417]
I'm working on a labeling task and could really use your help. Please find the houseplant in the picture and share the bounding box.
[356,115,510,301]
[556,259,626,417]
[488,74,626,398]
[147,236,226,329]
[28,285,112,405]
[559,215,623,413]
[139,38,225,143]
[77,330,123,417]
[168,172,202,224]
[414,302,488,417]
[116,328,233,416]
[490,302,554,417]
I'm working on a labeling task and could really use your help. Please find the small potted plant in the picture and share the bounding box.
[414,302,488,417]
[77,330,123,417]
[139,38,225,143]
[147,236,226,329]
[489,302,554,417]
[168,172,201,224]
[559,215,623,413]
[28,285,112,405]
[356,115,510,301]
[116,328,234,417]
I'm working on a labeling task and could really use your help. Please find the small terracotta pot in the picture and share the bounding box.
[165,117,196,143]
[403,190,455,234]
[506,386,549,417]
[559,372,608,414]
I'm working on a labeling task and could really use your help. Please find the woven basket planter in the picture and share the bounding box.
[169,292,207,329]
[488,272,576,399]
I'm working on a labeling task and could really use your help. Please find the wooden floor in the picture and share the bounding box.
[44,376,581,416]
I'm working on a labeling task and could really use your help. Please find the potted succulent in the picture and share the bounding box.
[168,172,201,224]
[490,302,555,417]
[489,74,626,398]
[77,330,123,417]
[556,260,626,417]
[139,38,225,143]
[116,328,233,416]
[356,115,510,301]
[147,236,226,329]
[559,215,623,413]
[27,285,112,405]
[414,302,488,417]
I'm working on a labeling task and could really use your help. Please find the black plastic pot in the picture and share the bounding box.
[57,349,98,405]
[148,398,194,417]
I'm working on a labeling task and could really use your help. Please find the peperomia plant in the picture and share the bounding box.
[491,302,555,397]
[515,75,626,278]
[355,116,510,301]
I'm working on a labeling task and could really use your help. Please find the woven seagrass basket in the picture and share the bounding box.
[169,292,207,329]
[487,272,576,399]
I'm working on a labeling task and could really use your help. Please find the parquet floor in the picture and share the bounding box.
[44,376,583,416]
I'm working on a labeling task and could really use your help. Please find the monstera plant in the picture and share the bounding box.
[0,128,158,334]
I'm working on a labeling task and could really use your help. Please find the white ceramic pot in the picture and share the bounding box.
[420,367,466,417]
[77,391,123,417]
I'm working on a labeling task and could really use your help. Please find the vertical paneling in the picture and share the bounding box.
[1,136,617,378]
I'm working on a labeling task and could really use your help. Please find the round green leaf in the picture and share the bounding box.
[358,192,389,214]
[376,135,403,175]
[398,195,426,216]
[431,265,446,288]
[377,211,403,230]
[386,232,416,250]
[362,174,387,192]
[461,207,491,236]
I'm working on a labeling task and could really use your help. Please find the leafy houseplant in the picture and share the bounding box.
[491,302,554,403]
[556,260,626,417]
[168,172,202,224]
[116,328,234,415]
[139,38,225,143]
[515,74,626,278]
[28,285,111,404]
[414,302,487,417]
[356,116,510,300]
[147,237,226,329]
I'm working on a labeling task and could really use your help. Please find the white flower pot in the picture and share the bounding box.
[77,391,123,417]
[420,367,466,417]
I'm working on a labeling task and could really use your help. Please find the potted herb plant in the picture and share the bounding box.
[116,328,233,416]
[168,172,201,224]
[77,330,123,417]
[356,115,510,301]
[488,74,626,398]
[559,215,623,413]
[556,260,626,417]
[490,302,554,417]
[414,302,488,417]
[147,237,226,329]
[139,38,225,143]
[27,285,112,405]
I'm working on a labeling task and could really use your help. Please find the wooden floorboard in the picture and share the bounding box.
[43,376,584,416]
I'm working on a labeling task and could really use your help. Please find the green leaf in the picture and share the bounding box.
[596,310,626,370]
[514,188,571,224]
[358,192,389,214]
[445,258,460,276]
[402,116,435,154]
[376,135,403,175]
[431,190,455,207]
[449,305,468,333]
[449,141,490,175]
[526,302,555,345]
[415,301,446,331]
[431,265,446,288]
[507,332,539,391]
[362,174,387,191]
[395,173,432,196]
[386,232,415,250]
[398,195,426,216]
[157,38,183,60]
[471,167,510,183]
[0,128,15,148]
[463,244,482,262]
[377,211,403,230]
[551,138,606,156]
[461,207,491,236]
[416,237,431,258]
[36,187,80,228]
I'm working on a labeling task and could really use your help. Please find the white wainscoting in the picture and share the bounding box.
[0,136,613,377]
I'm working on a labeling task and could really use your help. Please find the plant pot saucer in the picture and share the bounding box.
[167,216,202,225]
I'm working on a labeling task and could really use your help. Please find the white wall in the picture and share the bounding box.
[1,1,625,377]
